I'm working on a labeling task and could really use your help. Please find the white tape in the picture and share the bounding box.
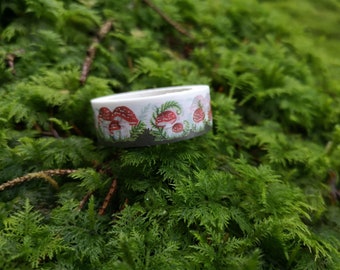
[91,85,212,147]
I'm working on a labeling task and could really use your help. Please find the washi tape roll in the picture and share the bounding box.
[91,85,213,147]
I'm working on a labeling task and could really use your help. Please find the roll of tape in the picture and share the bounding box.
[91,85,213,147]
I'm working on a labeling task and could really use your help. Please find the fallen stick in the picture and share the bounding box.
[80,20,113,85]
[98,178,118,215]
[142,0,192,38]
[0,169,77,191]
[328,170,340,204]
[78,191,94,210]
[6,53,16,75]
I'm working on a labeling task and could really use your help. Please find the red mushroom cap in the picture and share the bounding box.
[155,110,177,127]
[193,108,205,123]
[109,120,121,133]
[112,106,139,125]
[98,107,113,121]
[172,122,183,133]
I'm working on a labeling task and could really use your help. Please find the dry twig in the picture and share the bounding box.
[72,124,84,136]
[120,198,129,211]
[142,0,192,38]
[98,178,118,215]
[33,122,60,138]
[328,170,340,204]
[5,49,24,75]
[80,20,113,85]
[78,191,94,210]
[6,53,16,75]
[0,169,77,191]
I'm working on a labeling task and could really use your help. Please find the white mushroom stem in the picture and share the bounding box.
[113,117,134,139]
[163,122,174,130]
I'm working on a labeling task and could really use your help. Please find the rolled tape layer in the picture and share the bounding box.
[91,85,213,147]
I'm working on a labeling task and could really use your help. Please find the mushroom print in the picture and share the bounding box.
[98,107,113,122]
[172,122,184,133]
[109,106,139,140]
[97,107,114,138]
[155,110,177,128]
[190,95,212,131]
[108,120,121,134]
[193,107,205,123]
[153,110,179,138]
[95,91,212,145]
[150,101,187,140]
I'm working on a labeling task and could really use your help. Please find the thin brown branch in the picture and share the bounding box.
[6,53,16,75]
[42,169,78,176]
[34,122,43,133]
[98,179,118,216]
[72,124,84,136]
[142,0,192,38]
[127,56,134,71]
[78,191,94,210]
[41,174,60,189]
[5,49,24,75]
[80,20,113,85]
[49,123,60,138]
[0,169,77,191]
[328,170,340,205]
[33,122,60,138]
[120,198,129,212]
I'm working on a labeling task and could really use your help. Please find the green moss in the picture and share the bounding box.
[1,0,340,268]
